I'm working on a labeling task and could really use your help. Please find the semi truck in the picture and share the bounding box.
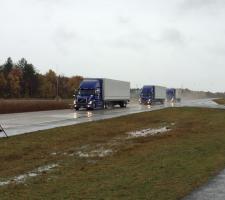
[166,88,181,102]
[139,85,166,105]
[73,78,130,110]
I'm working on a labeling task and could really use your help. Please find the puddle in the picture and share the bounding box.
[72,125,172,160]
[0,164,58,187]
[127,127,171,138]
[76,147,113,158]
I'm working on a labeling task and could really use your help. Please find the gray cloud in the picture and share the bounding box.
[52,27,79,55]
[111,31,153,51]
[181,0,225,10]
[0,0,225,92]
[118,16,131,24]
[111,28,185,51]
[159,28,185,45]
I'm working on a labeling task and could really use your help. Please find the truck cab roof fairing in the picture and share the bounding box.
[141,86,154,92]
[79,80,100,89]
[167,88,175,94]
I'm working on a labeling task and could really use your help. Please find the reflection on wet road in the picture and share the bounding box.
[0,103,166,137]
[0,98,224,138]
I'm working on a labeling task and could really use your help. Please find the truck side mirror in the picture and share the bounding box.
[73,89,79,98]
[95,88,100,95]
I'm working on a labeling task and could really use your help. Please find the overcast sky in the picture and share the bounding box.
[0,0,225,92]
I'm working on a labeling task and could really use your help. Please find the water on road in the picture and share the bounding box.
[0,98,223,138]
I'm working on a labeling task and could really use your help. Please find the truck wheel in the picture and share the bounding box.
[120,102,126,108]
[93,103,96,110]
[105,102,112,109]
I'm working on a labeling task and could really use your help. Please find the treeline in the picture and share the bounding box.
[0,57,83,98]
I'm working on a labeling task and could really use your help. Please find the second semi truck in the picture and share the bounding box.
[139,85,166,105]
[74,78,130,110]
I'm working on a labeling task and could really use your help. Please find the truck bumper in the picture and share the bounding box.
[74,103,95,110]
[139,99,151,105]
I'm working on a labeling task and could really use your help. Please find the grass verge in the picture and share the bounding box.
[0,99,71,114]
[0,107,225,199]
[213,98,225,105]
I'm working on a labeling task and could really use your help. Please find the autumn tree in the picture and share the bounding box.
[0,72,7,97]
[7,68,22,97]
[58,76,69,98]
[21,62,39,97]
[67,76,83,96]
[0,57,83,99]
[3,57,13,76]
[39,70,57,98]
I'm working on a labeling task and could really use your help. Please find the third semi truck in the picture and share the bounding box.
[74,78,130,110]
[166,88,181,102]
[139,85,166,105]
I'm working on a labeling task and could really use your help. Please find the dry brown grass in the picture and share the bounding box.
[0,99,72,114]
[213,98,225,105]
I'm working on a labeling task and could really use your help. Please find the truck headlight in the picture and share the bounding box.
[88,101,93,105]
[74,100,76,105]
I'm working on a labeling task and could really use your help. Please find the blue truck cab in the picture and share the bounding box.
[74,79,103,110]
[139,86,154,105]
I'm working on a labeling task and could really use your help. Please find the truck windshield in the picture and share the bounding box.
[79,89,95,96]
[141,88,152,97]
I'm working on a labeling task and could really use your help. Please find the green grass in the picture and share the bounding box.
[213,98,225,105]
[0,99,72,114]
[0,107,225,199]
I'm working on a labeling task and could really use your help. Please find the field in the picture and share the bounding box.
[0,107,225,199]
[213,98,225,105]
[0,99,72,114]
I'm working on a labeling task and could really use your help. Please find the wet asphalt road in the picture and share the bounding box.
[0,98,224,199]
[183,169,225,200]
[0,102,167,137]
[0,98,224,138]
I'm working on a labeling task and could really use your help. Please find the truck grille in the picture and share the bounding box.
[78,98,87,104]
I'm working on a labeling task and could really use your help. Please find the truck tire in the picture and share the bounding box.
[105,102,113,109]
[93,103,96,110]
[119,102,123,108]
